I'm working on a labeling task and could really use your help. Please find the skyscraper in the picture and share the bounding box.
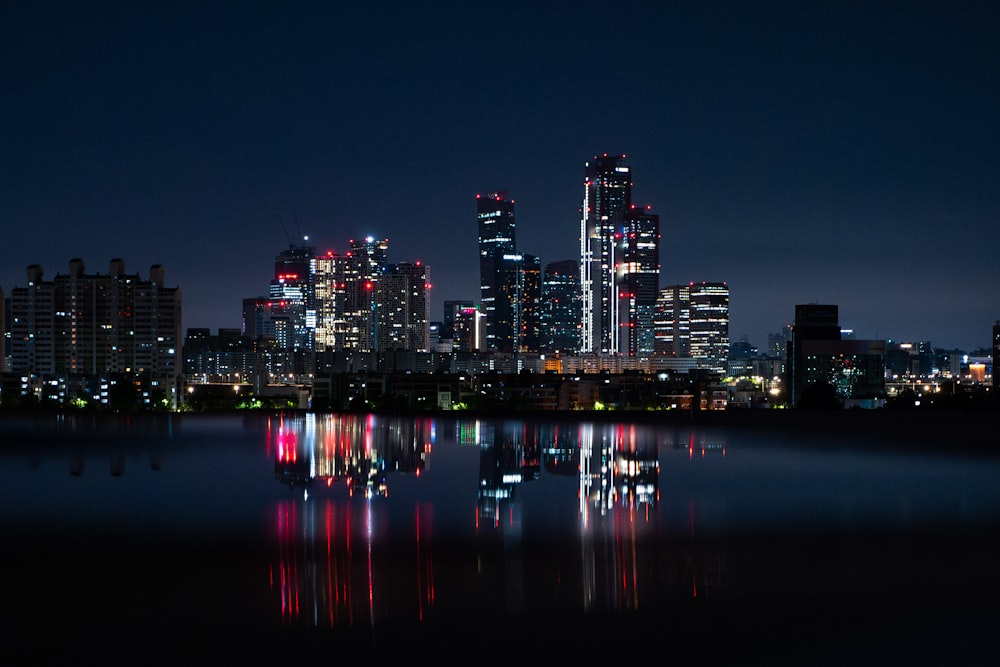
[477,192,518,352]
[376,261,431,352]
[688,282,730,373]
[540,260,581,353]
[342,236,389,352]
[654,283,690,357]
[269,243,316,353]
[518,253,541,352]
[655,282,730,373]
[313,250,346,352]
[580,153,632,355]
[619,204,660,356]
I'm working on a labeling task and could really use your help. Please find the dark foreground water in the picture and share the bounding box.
[2,410,999,664]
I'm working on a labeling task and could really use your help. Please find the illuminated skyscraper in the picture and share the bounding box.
[313,250,346,352]
[619,204,660,356]
[342,236,389,351]
[654,284,689,357]
[376,261,431,352]
[518,253,541,352]
[580,153,632,354]
[655,282,729,373]
[477,192,518,352]
[688,282,730,372]
[540,260,581,353]
[269,243,316,353]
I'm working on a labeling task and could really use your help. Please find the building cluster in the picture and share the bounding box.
[1,154,996,411]
[0,259,181,408]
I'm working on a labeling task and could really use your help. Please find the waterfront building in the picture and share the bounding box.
[540,260,581,353]
[182,327,260,385]
[580,153,632,355]
[7,259,181,406]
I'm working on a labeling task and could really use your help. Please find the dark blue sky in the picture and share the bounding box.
[3,1,998,351]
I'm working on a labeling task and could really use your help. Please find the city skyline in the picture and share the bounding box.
[3,2,998,352]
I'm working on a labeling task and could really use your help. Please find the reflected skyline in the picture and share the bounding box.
[2,411,999,660]
[267,413,724,628]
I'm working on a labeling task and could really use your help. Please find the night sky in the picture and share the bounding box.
[3,1,998,352]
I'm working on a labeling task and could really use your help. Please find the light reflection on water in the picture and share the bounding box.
[2,411,1000,654]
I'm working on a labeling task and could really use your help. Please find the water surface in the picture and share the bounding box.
[2,411,998,663]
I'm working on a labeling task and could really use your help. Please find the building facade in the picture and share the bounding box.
[580,153,633,355]
[313,250,346,352]
[540,259,581,353]
[477,192,518,352]
[619,204,660,356]
[655,282,730,373]
[342,236,389,352]
[376,261,431,352]
[7,259,182,406]
[269,244,316,353]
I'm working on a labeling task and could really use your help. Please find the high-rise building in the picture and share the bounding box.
[580,153,632,355]
[654,284,690,357]
[518,253,541,352]
[688,282,730,373]
[477,192,518,352]
[376,261,431,352]
[540,260,581,353]
[619,204,660,356]
[342,236,389,352]
[313,250,346,352]
[269,244,316,353]
[655,282,729,373]
[8,259,181,405]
